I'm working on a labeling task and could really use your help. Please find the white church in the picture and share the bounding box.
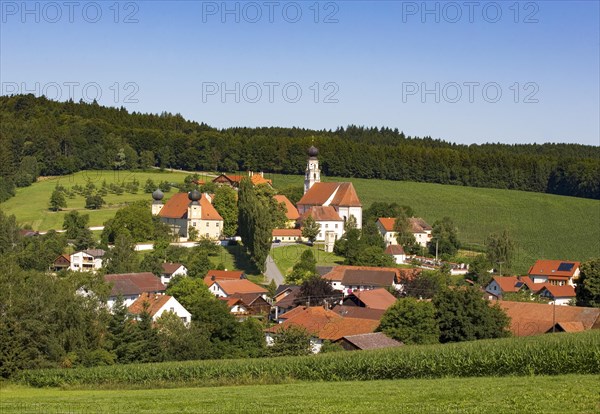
[296,145,363,246]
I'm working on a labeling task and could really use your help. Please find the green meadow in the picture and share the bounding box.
[1,375,598,413]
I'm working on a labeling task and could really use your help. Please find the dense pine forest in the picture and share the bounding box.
[1,94,598,203]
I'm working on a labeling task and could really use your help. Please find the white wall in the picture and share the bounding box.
[315,220,344,241]
[153,297,192,324]
[69,252,103,272]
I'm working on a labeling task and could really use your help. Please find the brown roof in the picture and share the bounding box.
[159,192,223,221]
[528,260,580,279]
[519,276,547,293]
[210,279,268,296]
[203,270,244,286]
[347,288,397,310]
[498,301,600,336]
[490,276,521,293]
[339,332,403,350]
[539,284,576,298]
[54,253,71,264]
[323,266,406,284]
[266,306,379,341]
[104,273,166,297]
[161,262,184,275]
[274,195,300,220]
[378,217,431,233]
[297,182,361,207]
[272,228,302,237]
[385,245,405,255]
[298,206,343,222]
[554,321,585,333]
[213,173,272,186]
[278,305,307,320]
[275,286,301,308]
[128,293,171,317]
[331,305,386,320]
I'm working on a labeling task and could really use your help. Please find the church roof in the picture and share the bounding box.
[298,182,362,207]
[159,192,223,220]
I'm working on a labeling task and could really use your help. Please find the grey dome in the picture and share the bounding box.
[152,189,164,201]
[308,145,319,157]
[188,189,201,202]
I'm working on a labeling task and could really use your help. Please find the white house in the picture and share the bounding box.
[151,189,223,241]
[376,217,432,247]
[207,279,268,299]
[296,146,363,229]
[297,206,344,242]
[385,244,406,264]
[128,293,192,325]
[69,249,106,272]
[160,262,187,285]
[321,265,412,294]
[538,285,576,306]
[528,260,580,286]
[104,272,166,308]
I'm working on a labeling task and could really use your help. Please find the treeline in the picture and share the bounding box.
[1,94,598,202]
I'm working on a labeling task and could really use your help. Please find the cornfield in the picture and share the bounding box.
[18,330,600,388]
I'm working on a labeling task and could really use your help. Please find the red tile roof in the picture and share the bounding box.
[203,269,244,286]
[298,182,362,207]
[385,245,405,255]
[528,260,580,279]
[490,276,521,293]
[211,279,268,296]
[266,306,379,341]
[104,273,166,297]
[272,228,302,237]
[213,173,272,186]
[128,293,171,317]
[348,288,397,310]
[498,301,600,336]
[274,195,300,220]
[161,262,184,275]
[519,276,547,293]
[298,206,343,222]
[378,217,432,233]
[159,192,223,220]
[331,306,386,320]
[539,284,576,298]
[323,265,416,285]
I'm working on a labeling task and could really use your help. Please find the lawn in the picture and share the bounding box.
[270,243,345,275]
[268,173,600,274]
[0,170,192,231]
[1,375,598,413]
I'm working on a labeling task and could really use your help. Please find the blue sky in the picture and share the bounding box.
[1,1,599,145]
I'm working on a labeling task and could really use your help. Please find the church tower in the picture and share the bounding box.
[187,190,202,235]
[304,145,321,194]
[151,189,164,215]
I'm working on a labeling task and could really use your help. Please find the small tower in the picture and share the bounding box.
[151,189,164,215]
[187,189,202,220]
[304,145,321,194]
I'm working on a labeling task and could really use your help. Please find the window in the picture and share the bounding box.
[170,307,175,312]
[181,317,187,323]
[216,222,219,227]
[206,222,209,227]
[335,224,338,228]
[325,224,329,228]
[192,222,196,227]
[206,233,210,238]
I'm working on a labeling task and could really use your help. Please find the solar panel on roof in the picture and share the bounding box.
[515,282,524,288]
[557,263,575,272]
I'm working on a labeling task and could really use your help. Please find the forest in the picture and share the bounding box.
[1,94,598,203]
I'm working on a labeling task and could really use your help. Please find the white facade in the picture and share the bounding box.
[337,206,363,231]
[70,251,104,272]
[150,296,192,324]
[107,293,142,309]
[161,265,187,285]
[389,252,406,265]
[314,220,344,242]
[304,157,321,193]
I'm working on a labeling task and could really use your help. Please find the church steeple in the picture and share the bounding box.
[304,145,320,194]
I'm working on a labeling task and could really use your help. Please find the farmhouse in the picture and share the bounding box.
[376,217,432,247]
[212,172,272,188]
[342,288,397,310]
[528,260,580,286]
[104,272,166,308]
[160,262,187,285]
[151,189,223,241]
[128,293,191,325]
[297,146,363,230]
[272,228,303,243]
[322,265,414,294]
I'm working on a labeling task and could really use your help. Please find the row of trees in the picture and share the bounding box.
[1,94,598,204]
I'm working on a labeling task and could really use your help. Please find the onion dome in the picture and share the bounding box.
[152,189,164,201]
[188,189,201,202]
[308,145,319,157]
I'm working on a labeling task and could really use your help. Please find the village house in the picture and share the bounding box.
[322,265,417,295]
[385,244,406,265]
[341,288,397,310]
[266,306,380,353]
[104,272,166,308]
[52,254,71,271]
[128,293,192,325]
[212,171,272,188]
[337,332,403,351]
[528,260,580,286]
[220,297,250,317]
[160,262,187,285]
[151,189,223,241]
[297,206,344,242]
[376,217,432,247]
[272,285,301,320]
[537,284,577,306]
[203,269,245,286]
[273,194,300,228]
[296,146,363,230]
[271,228,303,243]
[498,301,600,336]
[207,279,268,300]
[69,249,106,272]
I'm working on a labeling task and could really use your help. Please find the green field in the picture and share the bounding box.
[1,375,598,413]
[1,170,599,274]
[269,173,600,274]
[271,244,345,275]
[0,170,193,231]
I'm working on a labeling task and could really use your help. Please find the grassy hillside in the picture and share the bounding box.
[270,173,600,274]
[2,375,598,413]
[0,170,192,231]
